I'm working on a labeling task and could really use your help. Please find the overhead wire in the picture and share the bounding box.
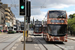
[30,0,47,8]
[41,0,46,8]
[10,0,18,16]
[9,0,47,17]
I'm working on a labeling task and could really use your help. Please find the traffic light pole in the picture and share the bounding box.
[24,16,26,50]
[24,0,27,50]
[27,17,29,37]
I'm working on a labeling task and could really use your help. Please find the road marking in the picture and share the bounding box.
[35,47,40,49]
[34,44,38,46]
[18,36,23,41]
[12,47,17,50]
[11,36,23,50]
[15,44,18,46]
[12,49,14,50]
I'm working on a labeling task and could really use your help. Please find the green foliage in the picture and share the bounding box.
[29,24,33,28]
[68,17,75,34]
[69,14,73,18]
[36,19,38,21]
[69,13,75,18]
[0,32,1,33]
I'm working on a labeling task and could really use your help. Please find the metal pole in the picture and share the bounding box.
[23,0,27,50]
[28,23,29,37]
[27,17,28,37]
[26,0,28,38]
[24,16,26,50]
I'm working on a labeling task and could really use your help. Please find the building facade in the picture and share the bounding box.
[16,20,21,31]
[0,1,16,31]
[0,1,5,31]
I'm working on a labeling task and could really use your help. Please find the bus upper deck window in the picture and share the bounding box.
[49,11,66,18]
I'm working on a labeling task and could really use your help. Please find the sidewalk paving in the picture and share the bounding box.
[21,37,33,42]
[21,31,33,42]
[0,32,7,35]
[68,35,75,40]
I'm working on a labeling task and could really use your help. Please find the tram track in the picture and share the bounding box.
[0,34,18,40]
[34,36,48,50]
[0,34,19,43]
[54,44,64,50]
[37,39,48,50]
[34,35,65,50]
[0,35,11,40]
[54,36,75,50]
[30,31,65,50]
[2,34,22,50]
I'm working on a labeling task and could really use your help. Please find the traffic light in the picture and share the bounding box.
[26,1,31,17]
[27,17,30,23]
[19,0,25,15]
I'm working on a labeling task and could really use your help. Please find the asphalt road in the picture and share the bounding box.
[8,30,75,50]
[30,30,75,50]
[0,33,23,50]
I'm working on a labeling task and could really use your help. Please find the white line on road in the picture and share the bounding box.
[34,44,38,46]
[35,47,40,49]
[15,44,19,46]
[12,47,17,50]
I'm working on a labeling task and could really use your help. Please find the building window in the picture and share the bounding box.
[5,14,8,16]
[0,4,2,6]
[5,18,8,20]
[1,17,3,20]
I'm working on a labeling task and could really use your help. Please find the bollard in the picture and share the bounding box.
[23,30,28,37]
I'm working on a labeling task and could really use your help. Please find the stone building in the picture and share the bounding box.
[16,20,21,31]
[0,1,16,31]
[0,1,5,31]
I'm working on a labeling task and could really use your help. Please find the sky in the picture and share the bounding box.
[1,0,75,21]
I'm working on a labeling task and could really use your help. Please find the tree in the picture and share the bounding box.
[69,14,73,18]
[36,19,38,21]
[68,13,75,35]
[68,17,75,35]
[69,13,75,18]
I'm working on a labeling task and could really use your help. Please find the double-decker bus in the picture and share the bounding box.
[33,21,43,35]
[43,10,68,42]
[20,25,24,33]
[16,25,24,33]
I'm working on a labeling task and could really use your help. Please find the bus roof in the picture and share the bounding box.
[48,10,66,13]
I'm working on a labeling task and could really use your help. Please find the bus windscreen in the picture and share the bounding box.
[48,24,67,36]
[49,11,66,18]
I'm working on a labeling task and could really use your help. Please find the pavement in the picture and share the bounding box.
[68,35,75,40]
[0,32,7,35]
